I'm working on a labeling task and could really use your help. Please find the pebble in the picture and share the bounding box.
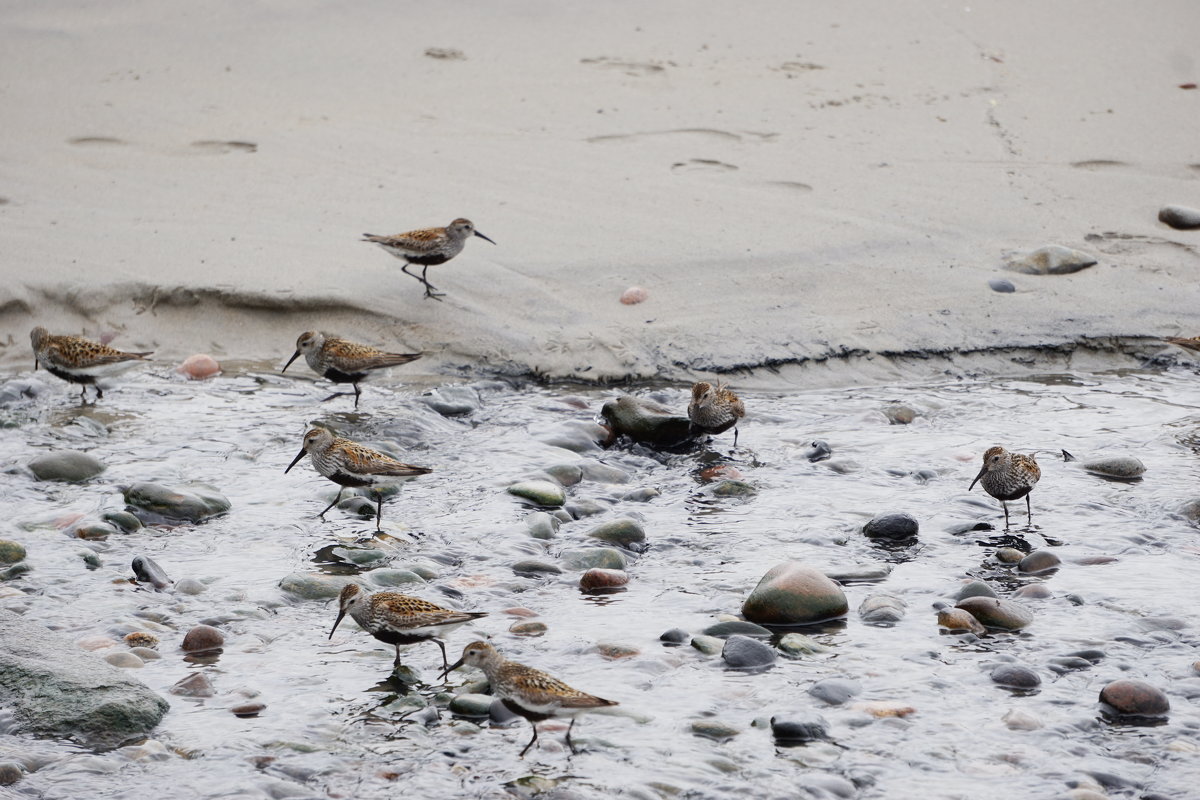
[823,563,893,583]
[1047,656,1094,674]
[702,620,772,639]
[1099,679,1170,717]
[1158,204,1200,230]
[600,395,692,448]
[579,461,631,484]
[853,701,916,719]
[129,647,160,661]
[538,421,607,453]
[72,521,119,540]
[803,440,832,462]
[76,635,118,651]
[131,555,171,590]
[994,547,1025,564]
[509,621,547,637]
[1003,244,1097,275]
[936,607,986,634]
[620,286,648,305]
[858,594,907,624]
[956,580,998,601]
[449,693,494,717]
[104,652,144,669]
[690,635,724,655]
[809,678,862,705]
[419,386,481,417]
[1080,456,1146,480]
[525,511,560,540]
[177,354,221,380]
[278,572,357,600]
[231,703,266,718]
[181,624,225,653]
[595,642,639,660]
[721,635,776,670]
[123,632,159,649]
[28,449,106,482]
[0,762,23,785]
[659,628,690,645]
[882,405,917,425]
[579,568,629,591]
[173,578,207,595]
[560,547,628,571]
[955,596,1033,630]
[778,633,829,656]
[542,463,582,486]
[1002,708,1044,731]
[506,480,566,508]
[0,540,26,564]
[1018,549,1061,574]
[586,517,646,549]
[988,278,1016,293]
[990,664,1041,689]
[709,480,757,497]
[101,511,143,532]
[622,487,661,502]
[1013,583,1052,599]
[862,512,919,540]
[512,560,563,577]
[171,673,215,697]
[690,720,741,741]
[743,562,848,625]
[123,482,231,524]
[566,499,608,518]
[770,712,830,744]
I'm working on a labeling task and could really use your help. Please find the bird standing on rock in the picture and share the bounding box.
[688,381,746,445]
[363,218,496,300]
[969,445,1041,528]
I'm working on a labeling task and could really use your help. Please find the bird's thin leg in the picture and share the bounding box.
[78,385,88,403]
[353,383,362,409]
[519,722,540,758]
[420,267,445,301]
[1002,501,1010,529]
[374,491,383,531]
[565,718,579,755]
[433,638,449,672]
[319,391,353,403]
[318,487,345,519]
[1026,495,1032,525]
[95,385,104,400]
[400,264,424,286]
[733,427,740,447]
[393,644,402,668]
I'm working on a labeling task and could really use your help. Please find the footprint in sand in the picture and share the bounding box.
[68,136,128,147]
[671,159,738,173]
[189,140,257,154]
[580,57,670,76]
[1069,159,1128,170]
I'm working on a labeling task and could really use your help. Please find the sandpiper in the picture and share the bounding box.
[30,326,152,401]
[281,331,421,409]
[362,218,496,300]
[328,583,486,671]
[969,445,1041,528]
[285,427,431,530]
[442,641,618,757]
[688,381,746,445]
[1166,336,1200,354]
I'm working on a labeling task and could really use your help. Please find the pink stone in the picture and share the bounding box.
[580,568,629,590]
[178,354,221,380]
[620,286,648,305]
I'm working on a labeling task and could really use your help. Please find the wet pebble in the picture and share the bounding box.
[1013,583,1052,599]
[1003,244,1097,275]
[231,703,265,718]
[1158,204,1200,230]
[525,511,560,540]
[560,547,628,571]
[956,580,998,601]
[988,278,1016,293]
[882,405,917,425]
[803,440,832,461]
[27,449,105,482]
[177,354,221,380]
[542,464,582,486]
[124,632,158,649]
[579,461,631,484]
[1002,708,1043,731]
[690,635,723,655]
[702,620,772,639]
[620,286,648,305]
[0,540,26,564]
[506,480,566,508]
[71,521,119,540]
[566,499,608,518]
[104,652,144,669]
[579,568,628,591]
[419,386,481,417]
[721,635,776,670]
[778,633,829,656]
[622,487,660,502]
[990,664,1041,689]
[509,621,547,637]
[1018,549,1061,574]
[858,594,907,624]
[770,712,830,744]
[600,395,692,447]
[0,762,23,785]
[809,678,862,705]
[538,421,607,453]
[130,647,160,661]
[956,596,1033,630]
[937,607,985,634]
[1099,679,1170,717]
[181,625,225,653]
[862,512,919,540]
[278,572,357,600]
[131,555,171,590]
[101,511,142,533]
[123,483,231,524]
[173,578,206,595]
[1080,456,1146,480]
[170,673,215,697]
[691,720,741,741]
[1047,656,1094,674]
[742,562,848,625]
[586,517,646,549]
[512,560,562,577]
[337,496,376,517]
[994,547,1025,564]
[699,464,743,482]
[709,480,757,497]
[823,563,893,582]
[449,693,494,717]
[596,642,639,660]
[659,628,690,645]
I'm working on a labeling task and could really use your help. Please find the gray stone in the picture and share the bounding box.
[809,678,862,705]
[173,578,206,595]
[823,563,893,583]
[600,395,693,447]
[579,461,631,484]
[956,596,1034,630]
[994,547,1025,564]
[660,628,690,645]
[1099,679,1170,717]
[1179,498,1200,525]
[122,483,230,524]
[702,621,772,639]
[101,511,142,533]
[104,652,144,669]
[863,512,919,540]
[721,635,776,670]
[506,480,566,508]
[858,594,907,624]
[27,450,105,482]
[71,521,120,540]
[1158,204,1200,230]
[778,633,830,656]
[448,693,494,717]
[566,499,608,518]
[956,580,998,600]
[882,405,917,425]
[525,511,560,540]
[1018,549,1062,574]
[1003,244,1097,275]
[710,480,757,497]
[559,547,628,571]
[0,608,168,749]
[542,463,583,486]
[691,720,741,741]
[1,563,31,581]
[742,562,848,625]
[1081,456,1146,480]
[509,621,547,637]
[0,540,26,564]
[804,440,832,461]
[622,487,661,502]
[988,278,1016,293]
[586,517,646,549]
[419,386,480,417]
[279,572,357,600]
[512,560,563,576]
[770,712,830,744]
[690,635,724,655]
[366,569,426,587]
[990,664,1041,689]
[538,421,607,453]
[131,556,170,590]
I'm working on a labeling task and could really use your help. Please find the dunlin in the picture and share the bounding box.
[285,427,431,530]
[362,218,496,300]
[281,331,421,409]
[30,326,152,401]
[969,446,1041,527]
[442,641,617,757]
[1166,336,1200,354]
[328,583,486,671]
[688,381,746,445]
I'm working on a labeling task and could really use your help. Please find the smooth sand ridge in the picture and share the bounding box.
[0,0,1198,387]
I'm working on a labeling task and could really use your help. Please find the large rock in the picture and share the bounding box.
[1003,244,1097,275]
[863,512,918,540]
[122,483,231,524]
[600,395,693,447]
[0,609,168,750]
[1099,679,1169,717]
[742,562,848,625]
[955,596,1033,630]
[27,450,105,482]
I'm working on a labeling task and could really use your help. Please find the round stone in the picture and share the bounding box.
[702,620,772,639]
[858,594,906,624]
[278,572,357,600]
[804,440,832,461]
[778,633,829,656]
[170,673,214,697]
[600,395,692,448]
[691,720,741,741]
[579,568,629,591]
[1081,456,1146,479]
[1099,679,1170,717]
[123,483,231,523]
[449,693,494,717]
[659,628,690,645]
[936,608,986,634]
[710,480,757,497]
[542,463,583,486]
[1003,244,1097,275]
[721,635,776,670]
[1018,549,1061,574]
[1002,709,1043,731]
[770,712,829,744]
[101,511,143,532]
[742,562,848,625]
[1013,583,1052,599]
[525,511,560,540]
[579,462,631,484]
[27,450,105,482]
[863,512,919,540]
[560,547,628,571]
[104,652,144,669]
[955,596,1033,630]
[586,518,646,549]
[596,642,639,660]
[988,278,1016,293]
[489,698,521,724]
[0,762,23,785]
[173,578,206,595]
[690,635,724,655]
[620,286,648,305]
[512,560,563,577]
[231,703,265,718]
[994,547,1025,563]
[809,678,861,705]
[956,580,998,601]
[990,664,1041,689]
[509,621,547,637]
[506,480,566,508]
[1158,204,1200,230]
[0,540,26,564]
[181,624,225,653]
[177,354,221,380]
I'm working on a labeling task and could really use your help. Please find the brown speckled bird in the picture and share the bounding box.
[1166,336,1200,354]
[285,427,431,530]
[328,583,486,671]
[30,326,152,401]
[688,381,746,445]
[442,641,618,757]
[969,446,1041,528]
[362,218,496,300]
[281,331,420,409]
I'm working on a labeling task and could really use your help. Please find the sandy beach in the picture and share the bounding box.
[1,0,1198,386]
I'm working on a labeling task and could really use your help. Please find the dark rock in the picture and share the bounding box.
[809,678,862,705]
[101,511,142,533]
[170,673,215,697]
[721,635,776,670]
[579,568,629,591]
[1003,244,1097,275]
[955,596,1033,630]
[600,395,693,447]
[123,483,230,524]
[702,621,772,639]
[863,512,919,540]
[770,712,830,744]
[231,703,265,717]
[586,517,646,549]
[956,580,997,601]
[0,608,168,749]
[988,278,1016,293]
[1158,204,1200,230]
[1099,679,1170,717]
[1047,656,1093,674]
[131,556,171,590]
[1068,649,1106,663]
[659,628,690,645]
[742,562,848,625]
[804,440,832,461]
[511,560,562,577]
[27,450,105,482]
[990,664,1041,689]
[181,625,224,653]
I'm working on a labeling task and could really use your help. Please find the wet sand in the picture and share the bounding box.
[1,0,1198,386]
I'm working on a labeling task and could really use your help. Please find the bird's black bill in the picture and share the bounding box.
[285,448,307,473]
[968,467,987,491]
[474,231,497,245]
[281,351,301,373]
[438,657,465,682]
[328,610,346,639]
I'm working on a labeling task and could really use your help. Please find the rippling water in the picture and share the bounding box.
[1,364,1198,800]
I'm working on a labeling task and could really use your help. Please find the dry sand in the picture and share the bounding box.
[1,0,1198,387]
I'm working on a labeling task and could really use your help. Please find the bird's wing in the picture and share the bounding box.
[327,339,421,372]
[340,440,431,477]
[500,663,616,709]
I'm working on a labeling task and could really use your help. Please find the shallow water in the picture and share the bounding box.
[1,364,1199,800]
